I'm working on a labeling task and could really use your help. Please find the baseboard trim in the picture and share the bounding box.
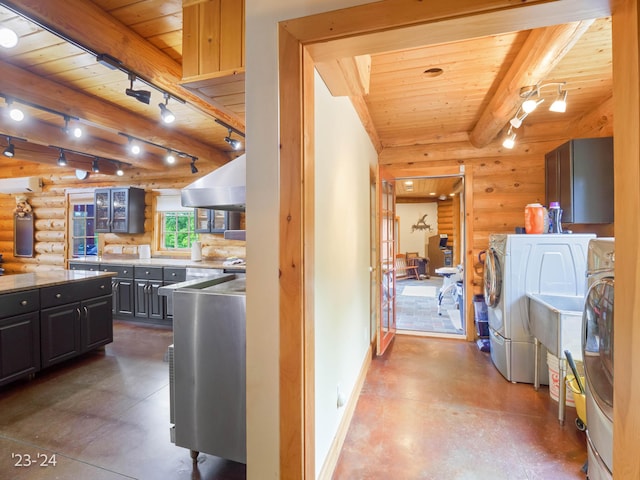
[317,344,373,480]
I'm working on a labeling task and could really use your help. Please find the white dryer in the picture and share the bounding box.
[484,233,594,383]
[583,238,614,480]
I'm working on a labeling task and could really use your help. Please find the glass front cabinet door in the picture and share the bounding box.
[194,208,228,233]
[95,187,145,234]
[95,189,112,232]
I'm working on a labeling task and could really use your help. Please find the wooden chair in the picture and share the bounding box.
[395,254,420,280]
[405,252,429,279]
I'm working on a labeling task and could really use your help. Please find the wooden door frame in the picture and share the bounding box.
[277,1,637,478]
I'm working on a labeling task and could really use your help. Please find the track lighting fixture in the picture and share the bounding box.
[3,137,14,158]
[0,27,18,49]
[502,128,516,149]
[224,128,242,150]
[159,94,175,124]
[63,116,83,138]
[504,81,568,149]
[57,149,67,166]
[6,98,24,122]
[190,158,198,174]
[92,158,100,173]
[125,73,151,105]
[125,136,141,155]
[165,151,176,164]
[549,86,568,113]
[116,162,124,176]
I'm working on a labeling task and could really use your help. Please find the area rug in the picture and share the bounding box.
[401,285,437,297]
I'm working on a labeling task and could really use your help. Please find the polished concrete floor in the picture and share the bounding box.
[0,321,245,480]
[0,323,586,479]
[333,335,587,480]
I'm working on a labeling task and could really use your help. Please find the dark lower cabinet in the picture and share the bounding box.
[82,295,113,351]
[0,311,40,386]
[40,303,82,368]
[134,279,165,321]
[113,278,135,318]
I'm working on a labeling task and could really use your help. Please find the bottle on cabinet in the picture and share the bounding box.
[548,202,563,233]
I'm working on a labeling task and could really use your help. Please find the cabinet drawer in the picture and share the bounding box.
[134,266,163,280]
[99,264,133,278]
[69,262,100,271]
[163,268,186,282]
[41,278,112,308]
[0,290,40,319]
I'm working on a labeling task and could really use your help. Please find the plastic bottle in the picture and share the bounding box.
[549,202,563,233]
[524,203,545,234]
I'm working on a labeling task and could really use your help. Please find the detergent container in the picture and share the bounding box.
[525,203,546,234]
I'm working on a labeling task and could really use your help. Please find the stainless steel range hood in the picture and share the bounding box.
[181,154,245,211]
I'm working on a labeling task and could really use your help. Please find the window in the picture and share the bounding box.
[69,193,97,258]
[161,211,198,250]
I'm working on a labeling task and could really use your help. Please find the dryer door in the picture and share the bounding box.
[483,247,502,308]
[583,277,614,422]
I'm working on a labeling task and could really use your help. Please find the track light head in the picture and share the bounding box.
[0,27,18,49]
[166,151,176,164]
[190,159,198,174]
[57,149,67,166]
[549,89,568,113]
[127,137,141,155]
[3,137,14,158]
[125,74,151,105]
[159,95,175,124]
[502,129,516,149]
[116,163,124,176]
[92,158,100,173]
[224,129,242,150]
[6,98,24,122]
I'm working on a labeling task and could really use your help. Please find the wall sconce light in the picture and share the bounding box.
[190,158,198,174]
[92,158,100,173]
[159,94,175,124]
[6,98,24,122]
[3,136,15,157]
[125,73,151,105]
[57,148,67,166]
[0,27,18,49]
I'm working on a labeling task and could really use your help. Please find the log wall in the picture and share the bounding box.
[0,161,246,274]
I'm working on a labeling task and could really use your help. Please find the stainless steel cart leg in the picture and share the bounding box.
[533,338,540,391]
[558,358,566,425]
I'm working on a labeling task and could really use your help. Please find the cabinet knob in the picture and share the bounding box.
[171,272,176,277]
[123,269,128,274]
[145,271,150,275]
[100,284,105,289]
[55,293,62,299]
[20,300,27,306]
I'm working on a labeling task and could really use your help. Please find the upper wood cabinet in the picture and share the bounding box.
[95,187,146,234]
[182,0,245,81]
[545,137,614,224]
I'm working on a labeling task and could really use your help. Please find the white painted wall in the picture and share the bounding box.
[245,0,374,478]
[396,203,438,257]
[314,70,376,477]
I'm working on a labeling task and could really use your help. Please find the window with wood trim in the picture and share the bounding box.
[160,211,198,250]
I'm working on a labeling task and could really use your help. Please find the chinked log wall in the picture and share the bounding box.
[0,162,246,274]
[381,98,615,292]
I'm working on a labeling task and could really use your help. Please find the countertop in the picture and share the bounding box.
[70,257,246,271]
[0,270,116,295]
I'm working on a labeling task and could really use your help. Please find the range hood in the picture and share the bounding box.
[181,154,245,211]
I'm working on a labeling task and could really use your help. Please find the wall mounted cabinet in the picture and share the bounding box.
[95,187,145,233]
[194,208,241,233]
[545,137,614,224]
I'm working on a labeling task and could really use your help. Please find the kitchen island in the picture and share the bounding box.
[0,270,115,386]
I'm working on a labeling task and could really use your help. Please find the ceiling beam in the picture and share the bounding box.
[1,0,245,134]
[0,58,229,168]
[468,20,594,148]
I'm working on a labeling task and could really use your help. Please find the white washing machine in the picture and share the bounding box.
[583,238,614,480]
[483,233,594,383]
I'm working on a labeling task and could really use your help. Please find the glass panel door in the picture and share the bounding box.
[95,190,111,231]
[377,165,396,355]
[111,189,128,232]
[194,208,211,232]
[211,210,227,231]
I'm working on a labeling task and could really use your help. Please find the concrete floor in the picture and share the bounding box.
[0,322,586,480]
[333,335,587,480]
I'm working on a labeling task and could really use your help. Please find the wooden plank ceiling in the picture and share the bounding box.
[0,1,612,187]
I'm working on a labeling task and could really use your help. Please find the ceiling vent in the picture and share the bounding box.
[0,176,43,194]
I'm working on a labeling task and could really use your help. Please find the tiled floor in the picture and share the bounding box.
[396,277,463,335]
[0,321,246,480]
[333,335,587,480]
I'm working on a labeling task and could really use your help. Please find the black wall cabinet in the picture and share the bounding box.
[545,137,614,224]
[95,187,145,233]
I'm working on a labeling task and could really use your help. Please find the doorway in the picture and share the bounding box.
[394,174,466,337]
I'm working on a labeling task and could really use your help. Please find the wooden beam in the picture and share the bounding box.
[469,21,594,148]
[0,59,229,168]
[2,0,245,134]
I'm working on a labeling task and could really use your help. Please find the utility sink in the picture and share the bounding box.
[527,293,585,360]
